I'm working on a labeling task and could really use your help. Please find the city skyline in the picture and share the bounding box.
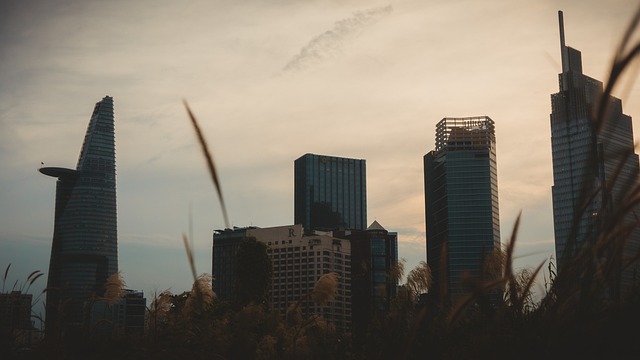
[2,1,639,308]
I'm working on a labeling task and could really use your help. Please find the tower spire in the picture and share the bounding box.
[559,10,568,72]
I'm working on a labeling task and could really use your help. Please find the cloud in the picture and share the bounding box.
[283,4,393,72]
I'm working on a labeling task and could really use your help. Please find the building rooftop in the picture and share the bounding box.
[367,220,386,231]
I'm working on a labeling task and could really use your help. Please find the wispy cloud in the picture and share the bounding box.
[283,4,393,72]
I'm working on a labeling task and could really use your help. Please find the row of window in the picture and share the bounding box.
[273,263,349,271]
[271,254,350,263]
[271,283,352,291]
[268,249,350,258]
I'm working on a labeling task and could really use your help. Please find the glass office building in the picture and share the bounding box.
[335,221,398,346]
[551,12,640,292]
[212,226,257,302]
[294,153,367,232]
[424,116,501,302]
[40,96,118,335]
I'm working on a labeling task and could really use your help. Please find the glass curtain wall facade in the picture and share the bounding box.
[551,11,640,292]
[424,116,501,302]
[294,154,366,232]
[40,96,118,336]
[212,227,257,301]
[337,221,398,347]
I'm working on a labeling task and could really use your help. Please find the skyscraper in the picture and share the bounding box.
[212,226,257,302]
[294,153,367,233]
[40,96,118,335]
[424,116,501,302]
[550,12,640,290]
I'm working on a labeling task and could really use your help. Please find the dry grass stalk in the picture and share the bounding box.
[185,273,216,316]
[103,271,126,305]
[182,234,198,282]
[183,100,230,229]
[181,101,230,316]
[2,263,10,292]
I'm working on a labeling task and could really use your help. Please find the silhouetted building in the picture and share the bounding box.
[335,221,398,345]
[0,291,41,349]
[39,95,118,336]
[119,289,146,337]
[89,289,146,338]
[212,226,257,301]
[294,153,367,233]
[0,291,33,331]
[424,116,501,303]
[550,11,640,292]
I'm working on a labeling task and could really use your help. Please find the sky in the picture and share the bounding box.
[2,0,640,317]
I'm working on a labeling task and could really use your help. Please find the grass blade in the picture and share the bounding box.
[183,99,231,229]
[2,263,10,293]
[183,233,197,282]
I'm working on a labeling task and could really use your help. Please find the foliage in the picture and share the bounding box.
[102,271,126,305]
[312,272,338,306]
[405,261,431,301]
[235,237,272,308]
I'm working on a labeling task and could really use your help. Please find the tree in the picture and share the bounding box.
[235,237,272,307]
[406,261,432,301]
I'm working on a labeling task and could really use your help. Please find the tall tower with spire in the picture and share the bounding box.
[40,96,118,336]
[550,12,640,291]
